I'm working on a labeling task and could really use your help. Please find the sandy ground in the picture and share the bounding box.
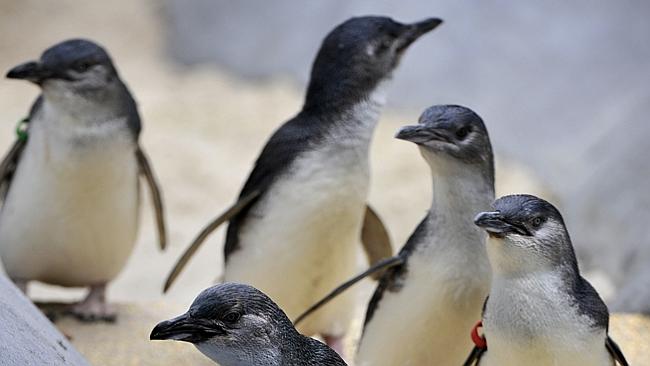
[0,1,562,364]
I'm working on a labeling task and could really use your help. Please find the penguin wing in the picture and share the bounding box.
[223,115,327,260]
[361,205,393,279]
[294,255,404,326]
[606,336,629,366]
[363,216,431,328]
[163,189,261,293]
[135,146,167,251]
[0,96,41,203]
[163,116,314,293]
[462,347,486,366]
[0,138,26,202]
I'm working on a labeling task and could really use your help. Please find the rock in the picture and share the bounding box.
[0,275,88,366]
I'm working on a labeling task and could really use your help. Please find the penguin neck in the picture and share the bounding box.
[302,80,388,144]
[423,152,494,222]
[35,85,137,143]
[425,153,495,241]
[303,70,388,113]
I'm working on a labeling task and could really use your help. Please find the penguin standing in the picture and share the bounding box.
[468,194,628,366]
[0,39,166,321]
[164,16,442,351]
[151,283,348,366]
[351,105,494,365]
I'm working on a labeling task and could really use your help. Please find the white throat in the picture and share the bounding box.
[325,81,389,148]
[426,152,494,231]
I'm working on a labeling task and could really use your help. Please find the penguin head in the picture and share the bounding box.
[396,105,494,178]
[304,16,442,112]
[474,194,577,274]
[151,283,294,363]
[7,39,123,100]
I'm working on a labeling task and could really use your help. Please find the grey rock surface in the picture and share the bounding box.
[163,0,650,305]
[0,275,88,366]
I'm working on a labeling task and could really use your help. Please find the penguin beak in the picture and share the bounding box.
[395,18,443,52]
[474,211,531,237]
[6,61,53,84]
[395,125,451,145]
[150,313,225,344]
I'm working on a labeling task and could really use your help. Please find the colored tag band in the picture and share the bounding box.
[16,117,29,142]
[471,321,487,349]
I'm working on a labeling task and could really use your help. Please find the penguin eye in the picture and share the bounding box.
[222,311,241,323]
[376,39,392,53]
[455,126,471,140]
[531,217,544,228]
[72,60,94,73]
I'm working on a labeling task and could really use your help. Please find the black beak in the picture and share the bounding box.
[474,211,531,237]
[150,313,223,344]
[395,124,451,145]
[6,61,53,83]
[396,18,443,52]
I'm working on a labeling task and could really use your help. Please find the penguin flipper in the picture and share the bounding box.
[0,138,26,202]
[136,146,167,251]
[606,336,629,366]
[163,190,261,293]
[462,346,486,366]
[293,255,404,326]
[361,205,393,280]
[0,99,38,202]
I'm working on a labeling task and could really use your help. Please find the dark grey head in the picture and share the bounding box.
[474,194,578,274]
[304,16,442,113]
[6,39,123,98]
[396,105,494,184]
[150,283,298,365]
[7,39,140,135]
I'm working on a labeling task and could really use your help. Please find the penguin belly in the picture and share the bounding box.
[482,275,614,366]
[225,146,369,337]
[357,253,489,366]
[479,331,613,366]
[0,130,139,287]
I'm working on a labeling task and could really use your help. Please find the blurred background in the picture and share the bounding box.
[0,0,648,363]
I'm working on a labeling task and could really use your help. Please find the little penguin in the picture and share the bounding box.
[466,194,628,366]
[151,282,347,366]
[164,16,442,352]
[354,105,495,365]
[0,39,167,321]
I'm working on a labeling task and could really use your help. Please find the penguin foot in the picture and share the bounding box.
[323,334,346,358]
[66,284,117,323]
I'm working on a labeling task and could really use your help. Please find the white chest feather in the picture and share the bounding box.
[482,273,613,366]
[225,96,383,336]
[357,228,491,366]
[0,109,140,287]
[357,158,494,366]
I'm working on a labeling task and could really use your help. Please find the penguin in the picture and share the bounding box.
[151,282,347,366]
[0,39,166,321]
[295,105,495,365]
[164,16,442,352]
[355,105,494,365]
[466,194,628,366]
